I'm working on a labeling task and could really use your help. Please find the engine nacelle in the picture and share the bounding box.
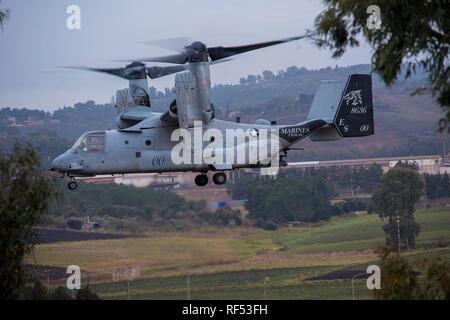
[160,99,179,124]
[174,62,212,128]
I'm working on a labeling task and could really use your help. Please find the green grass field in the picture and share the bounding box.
[273,207,450,253]
[26,207,450,299]
[90,267,372,300]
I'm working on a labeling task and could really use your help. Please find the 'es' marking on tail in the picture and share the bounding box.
[343,90,363,106]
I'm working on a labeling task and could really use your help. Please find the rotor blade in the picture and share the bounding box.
[210,58,233,65]
[132,52,188,64]
[146,65,188,79]
[62,66,145,80]
[145,59,231,79]
[143,37,191,52]
[207,35,307,61]
[42,68,76,74]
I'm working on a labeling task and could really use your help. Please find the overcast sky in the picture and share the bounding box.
[0,0,372,111]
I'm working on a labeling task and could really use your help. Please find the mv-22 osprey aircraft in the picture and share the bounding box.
[50,36,374,189]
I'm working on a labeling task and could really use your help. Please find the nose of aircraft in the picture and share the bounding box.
[51,155,65,172]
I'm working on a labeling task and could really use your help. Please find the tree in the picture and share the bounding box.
[415,256,450,300]
[246,75,257,85]
[0,0,9,31]
[244,175,336,225]
[375,247,450,300]
[75,287,100,300]
[382,216,420,249]
[374,247,418,300]
[311,1,450,131]
[20,280,49,300]
[395,160,419,171]
[368,167,424,250]
[262,70,275,82]
[0,143,57,299]
[424,172,450,199]
[239,77,248,86]
[50,286,73,300]
[67,219,82,230]
[285,66,299,78]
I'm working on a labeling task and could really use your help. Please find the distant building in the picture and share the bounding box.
[80,173,187,188]
[81,177,115,184]
[23,120,44,127]
[439,159,450,174]
[330,199,346,205]
[287,155,442,175]
[151,182,180,190]
[287,221,303,228]
[8,119,44,128]
[207,199,246,209]
[81,216,100,231]
[388,158,440,174]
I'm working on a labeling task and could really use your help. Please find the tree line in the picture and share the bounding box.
[424,172,450,200]
[228,165,382,229]
[46,180,242,233]
[229,164,383,201]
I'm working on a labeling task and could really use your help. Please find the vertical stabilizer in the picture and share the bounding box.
[307,80,342,121]
[333,74,374,137]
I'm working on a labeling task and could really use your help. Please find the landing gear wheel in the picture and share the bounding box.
[68,181,78,190]
[194,174,208,187]
[212,172,227,185]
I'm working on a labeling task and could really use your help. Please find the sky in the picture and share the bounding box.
[0,0,372,111]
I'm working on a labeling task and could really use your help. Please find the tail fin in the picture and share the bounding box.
[333,74,374,137]
[307,80,342,122]
[279,74,374,145]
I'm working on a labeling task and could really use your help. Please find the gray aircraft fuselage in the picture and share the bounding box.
[50,55,373,184]
[51,61,332,178]
[51,114,326,177]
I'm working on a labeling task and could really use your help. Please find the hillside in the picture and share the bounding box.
[25,207,450,299]
[0,64,447,162]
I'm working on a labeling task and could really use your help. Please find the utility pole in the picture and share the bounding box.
[127,280,132,300]
[396,215,401,252]
[187,274,190,300]
[443,139,446,162]
[352,273,367,300]
[45,270,50,292]
[187,270,203,300]
[423,175,428,208]
[350,178,354,197]
[264,277,270,300]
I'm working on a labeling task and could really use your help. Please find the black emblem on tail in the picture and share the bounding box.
[334,74,374,137]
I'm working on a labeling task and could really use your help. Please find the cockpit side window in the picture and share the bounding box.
[72,131,105,152]
[87,135,105,152]
[72,136,88,151]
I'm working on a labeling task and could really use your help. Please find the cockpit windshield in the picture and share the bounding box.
[72,131,105,152]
